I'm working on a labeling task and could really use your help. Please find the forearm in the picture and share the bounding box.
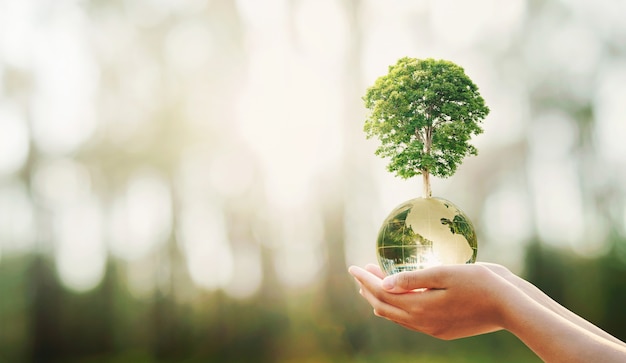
[502,292,626,363]
[506,272,626,348]
[483,263,626,348]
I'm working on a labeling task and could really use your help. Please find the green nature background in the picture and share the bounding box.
[2,0,626,362]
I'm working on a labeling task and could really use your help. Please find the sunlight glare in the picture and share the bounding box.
[0,179,36,254]
[361,9,422,86]
[235,0,288,32]
[475,86,528,150]
[109,170,172,261]
[343,191,381,268]
[293,0,348,68]
[429,0,526,51]
[594,61,626,166]
[123,0,187,28]
[527,111,584,247]
[31,7,98,155]
[0,0,38,67]
[429,0,492,46]
[164,21,214,76]
[0,103,30,175]
[529,110,578,162]
[273,209,324,289]
[178,203,234,290]
[529,161,584,247]
[224,243,262,300]
[481,182,531,270]
[54,198,106,292]
[31,158,92,209]
[482,183,532,245]
[236,36,343,210]
[208,148,256,199]
[545,23,601,77]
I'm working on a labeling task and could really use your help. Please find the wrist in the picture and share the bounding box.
[495,281,538,334]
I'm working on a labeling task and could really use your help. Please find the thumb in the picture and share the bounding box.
[382,267,447,293]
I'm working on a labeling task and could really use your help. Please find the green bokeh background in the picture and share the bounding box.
[1,1,626,362]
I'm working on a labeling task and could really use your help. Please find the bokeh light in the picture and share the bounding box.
[0,103,29,175]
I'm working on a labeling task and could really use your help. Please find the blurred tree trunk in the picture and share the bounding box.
[317,0,369,355]
[28,256,63,362]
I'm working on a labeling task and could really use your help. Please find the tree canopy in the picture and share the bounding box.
[363,57,489,197]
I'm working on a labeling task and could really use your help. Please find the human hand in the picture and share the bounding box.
[350,263,626,362]
[348,263,521,340]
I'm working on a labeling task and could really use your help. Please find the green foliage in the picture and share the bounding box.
[363,57,490,179]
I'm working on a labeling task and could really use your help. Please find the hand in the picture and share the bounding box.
[349,263,626,362]
[348,263,521,340]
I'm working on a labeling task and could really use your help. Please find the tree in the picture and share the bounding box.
[363,57,490,198]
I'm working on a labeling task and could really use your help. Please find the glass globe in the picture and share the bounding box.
[376,197,477,275]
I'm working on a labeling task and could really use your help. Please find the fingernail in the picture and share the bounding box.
[348,266,357,276]
[382,276,395,290]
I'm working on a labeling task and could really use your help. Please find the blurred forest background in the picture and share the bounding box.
[2,0,626,362]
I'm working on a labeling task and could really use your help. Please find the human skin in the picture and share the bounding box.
[348,263,626,363]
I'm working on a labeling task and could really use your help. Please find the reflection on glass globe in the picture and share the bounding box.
[376,197,477,275]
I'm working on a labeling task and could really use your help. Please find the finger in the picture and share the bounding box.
[348,265,379,281]
[383,265,450,292]
[364,263,386,279]
[348,265,382,290]
[478,262,511,277]
[350,265,409,305]
[358,279,412,322]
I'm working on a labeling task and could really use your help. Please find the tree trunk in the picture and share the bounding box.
[423,125,433,198]
[422,170,432,198]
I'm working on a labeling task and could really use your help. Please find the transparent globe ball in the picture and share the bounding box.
[376,197,478,275]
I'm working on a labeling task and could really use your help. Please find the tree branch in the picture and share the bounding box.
[415,129,424,143]
[432,116,452,128]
